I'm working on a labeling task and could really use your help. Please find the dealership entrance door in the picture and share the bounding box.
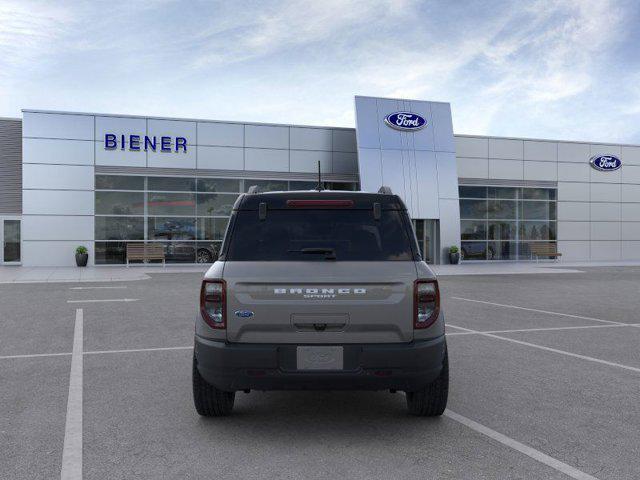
[0,217,21,264]
[412,219,439,264]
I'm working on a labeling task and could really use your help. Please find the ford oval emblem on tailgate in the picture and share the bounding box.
[234,310,254,318]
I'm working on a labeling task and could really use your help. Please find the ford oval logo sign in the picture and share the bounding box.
[234,310,254,318]
[590,155,622,172]
[384,112,427,131]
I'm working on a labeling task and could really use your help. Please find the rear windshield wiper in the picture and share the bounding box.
[288,247,337,260]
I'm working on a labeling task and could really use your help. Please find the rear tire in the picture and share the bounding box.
[406,347,449,416]
[192,355,235,416]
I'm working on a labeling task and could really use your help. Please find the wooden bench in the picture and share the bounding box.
[529,243,562,262]
[126,243,165,267]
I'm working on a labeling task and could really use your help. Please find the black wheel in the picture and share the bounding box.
[406,346,449,416]
[196,249,214,264]
[192,355,235,416]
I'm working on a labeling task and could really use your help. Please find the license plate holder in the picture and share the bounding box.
[296,346,344,371]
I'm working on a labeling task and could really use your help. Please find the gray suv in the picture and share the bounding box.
[192,189,448,416]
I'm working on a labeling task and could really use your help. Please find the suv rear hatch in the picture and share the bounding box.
[220,193,419,344]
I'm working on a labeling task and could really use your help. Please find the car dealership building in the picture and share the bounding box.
[0,95,639,266]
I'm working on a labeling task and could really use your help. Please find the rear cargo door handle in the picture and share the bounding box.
[291,314,349,332]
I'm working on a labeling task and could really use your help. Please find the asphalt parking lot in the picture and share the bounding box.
[2,267,640,480]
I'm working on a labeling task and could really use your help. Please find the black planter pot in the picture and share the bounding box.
[449,252,460,264]
[75,253,88,267]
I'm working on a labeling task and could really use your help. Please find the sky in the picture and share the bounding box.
[1,0,639,143]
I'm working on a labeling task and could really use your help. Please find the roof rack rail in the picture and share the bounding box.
[378,186,393,195]
[247,185,260,194]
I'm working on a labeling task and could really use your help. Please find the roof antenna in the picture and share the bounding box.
[316,160,323,191]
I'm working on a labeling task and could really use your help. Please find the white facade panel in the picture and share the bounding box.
[454,136,488,158]
[197,122,243,147]
[622,241,640,259]
[376,98,405,151]
[590,183,620,203]
[354,97,380,150]
[23,190,94,215]
[23,138,94,166]
[290,150,332,174]
[436,152,459,199]
[380,149,407,204]
[332,152,358,174]
[244,148,289,172]
[23,164,94,190]
[23,112,94,140]
[95,116,146,143]
[414,150,439,219]
[147,119,196,143]
[590,166,621,184]
[147,149,196,169]
[590,222,620,240]
[290,128,332,151]
[489,138,523,160]
[488,159,523,180]
[558,142,590,163]
[622,203,640,221]
[558,182,589,202]
[591,144,621,157]
[557,222,589,241]
[357,148,382,193]
[557,241,590,261]
[590,203,621,222]
[622,165,640,183]
[558,202,590,221]
[622,223,640,240]
[197,146,243,170]
[558,162,590,182]
[245,125,289,149]
[622,184,640,203]
[95,143,147,167]
[439,198,461,258]
[523,161,557,181]
[22,215,93,241]
[430,103,455,153]
[524,141,557,161]
[457,157,488,178]
[332,130,357,152]
[406,99,436,152]
[590,241,621,261]
[621,146,640,166]
[22,240,94,267]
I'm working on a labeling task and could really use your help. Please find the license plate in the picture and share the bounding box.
[296,346,343,370]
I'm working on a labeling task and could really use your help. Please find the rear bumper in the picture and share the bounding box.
[194,335,446,392]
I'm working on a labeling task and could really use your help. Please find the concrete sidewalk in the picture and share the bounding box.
[0,265,209,283]
[1,260,638,283]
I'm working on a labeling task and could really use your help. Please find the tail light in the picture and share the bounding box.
[414,279,440,329]
[200,279,226,329]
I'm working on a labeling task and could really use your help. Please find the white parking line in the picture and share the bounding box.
[446,323,640,336]
[61,309,83,480]
[0,345,193,360]
[444,409,599,480]
[447,323,640,374]
[451,297,624,326]
[66,298,138,304]
[69,286,127,290]
[0,351,72,360]
[84,346,193,355]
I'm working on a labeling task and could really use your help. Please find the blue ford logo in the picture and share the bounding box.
[590,155,621,171]
[234,310,254,318]
[384,112,427,131]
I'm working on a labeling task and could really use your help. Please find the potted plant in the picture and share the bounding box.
[449,245,460,264]
[75,246,88,267]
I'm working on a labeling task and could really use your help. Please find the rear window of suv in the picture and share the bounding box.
[225,209,416,261]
